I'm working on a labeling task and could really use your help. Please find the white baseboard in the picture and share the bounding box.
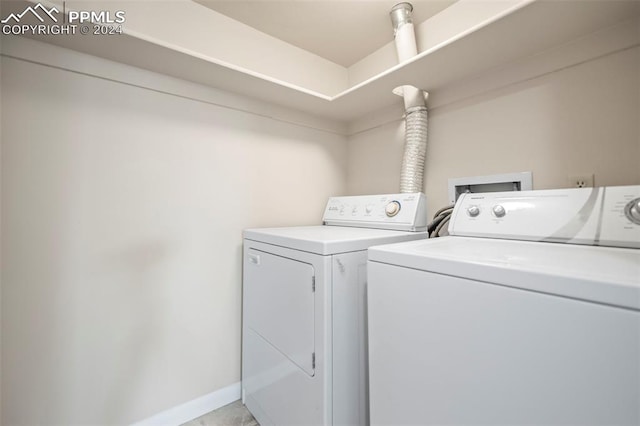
[131,382,241,426]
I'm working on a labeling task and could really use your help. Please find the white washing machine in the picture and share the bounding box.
[242,193,428,426]
[367,186,640,425]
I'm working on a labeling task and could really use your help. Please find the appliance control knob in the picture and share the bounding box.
[385,201,401,217]
[467,205,480,217]
[624,198,640,225]
[492,205,506,218]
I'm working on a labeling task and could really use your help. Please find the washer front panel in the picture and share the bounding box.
[368,261,640,425]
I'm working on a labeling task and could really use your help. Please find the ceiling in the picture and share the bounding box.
[193,1,456,67]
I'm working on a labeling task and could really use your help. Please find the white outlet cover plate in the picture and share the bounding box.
[568,174,594,188]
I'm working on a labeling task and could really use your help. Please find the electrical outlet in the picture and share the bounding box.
[568,174,594,188]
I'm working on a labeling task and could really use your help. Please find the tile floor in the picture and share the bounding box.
[182,401,259,426]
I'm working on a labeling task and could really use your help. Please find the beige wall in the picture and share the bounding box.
[348,45,640,217]
[0,41,346,424]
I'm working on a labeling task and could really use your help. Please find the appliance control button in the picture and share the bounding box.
[624,198,640,225]
[385,201,401,217]
[365,204,374,214]
[492,205,506,218]
[467,205,480,217]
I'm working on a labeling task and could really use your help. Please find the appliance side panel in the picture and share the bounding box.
[332,250,368,426]
[367,261,640,426]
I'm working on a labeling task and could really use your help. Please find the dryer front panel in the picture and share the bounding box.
[245,248,315,376]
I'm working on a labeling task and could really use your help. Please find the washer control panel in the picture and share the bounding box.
[449,185,640,248]
[323,192,427,232]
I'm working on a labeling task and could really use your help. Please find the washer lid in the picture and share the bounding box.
[244,226,427,255]
[368,236,640,310]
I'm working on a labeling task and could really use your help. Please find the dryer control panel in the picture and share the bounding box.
[449,185,640,248]
[323,192,427,232]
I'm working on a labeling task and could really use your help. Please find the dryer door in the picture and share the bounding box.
[245,248,316,376]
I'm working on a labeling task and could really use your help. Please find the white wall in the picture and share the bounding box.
[0,39,346,424]
[348,38,640,216]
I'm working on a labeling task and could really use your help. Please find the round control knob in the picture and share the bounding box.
[492,205,506,218]
[624,198,640,225]
[385,201,401,217]
[467,205,480,217]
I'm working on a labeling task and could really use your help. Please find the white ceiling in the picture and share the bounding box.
[193,1,456,67]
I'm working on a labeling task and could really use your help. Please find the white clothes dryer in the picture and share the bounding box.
[367,186,640,425]
[242,193,428,426]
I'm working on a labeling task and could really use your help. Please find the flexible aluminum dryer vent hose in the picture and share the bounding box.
[401,105,428,193]
[390,2,428,194]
